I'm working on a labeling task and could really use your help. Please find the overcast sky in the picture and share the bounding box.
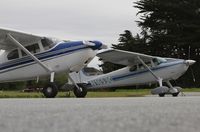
[0,0,140,68]
[0,0,140,44]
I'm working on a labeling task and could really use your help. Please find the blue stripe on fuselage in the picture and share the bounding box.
[112,60,184,81]
[0,41,89,72]
[49,41,83,52]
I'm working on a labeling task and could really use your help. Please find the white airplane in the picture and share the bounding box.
[0,28,106,98]
[70,49,196,97]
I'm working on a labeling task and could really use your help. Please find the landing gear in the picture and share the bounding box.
[151,86,168,96]
[68,74,88,98]
[159,93,165,97]
[166,81,182,97]
[156,87,180,97]
[172,92,179,97]
[42,82,58,98]
[151,78,169,97]
[73,84,87,98]
[42,72,58,98]
[151,80,182,97]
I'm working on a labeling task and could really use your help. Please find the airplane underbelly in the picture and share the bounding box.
[0,49,96,82]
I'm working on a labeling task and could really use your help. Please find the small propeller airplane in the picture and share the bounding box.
[0,28,106,98]
[69,49,196,97]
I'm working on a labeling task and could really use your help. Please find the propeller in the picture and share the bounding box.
[188,45,196,83]
[190,66,196,82]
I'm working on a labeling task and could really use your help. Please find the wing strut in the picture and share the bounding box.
[68,74,82,92]
[137,56,163,86]
[7,34,55,82]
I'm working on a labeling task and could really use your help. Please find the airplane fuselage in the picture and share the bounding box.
[85,59,189,89]
[0,41,102,82]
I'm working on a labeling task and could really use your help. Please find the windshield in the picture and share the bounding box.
[41,37,62,50]
[157,57,167,63]
[153,57,167,65]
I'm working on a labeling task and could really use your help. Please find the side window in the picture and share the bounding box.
[138,64,144,70]
[7,49,19,60]
[153,58,167,66]
[146,61,152,67]
[129,65,137,72]
[153,58,159,66]
[137,62,152,70]
[41,38,53,50]
[22,43,40,56]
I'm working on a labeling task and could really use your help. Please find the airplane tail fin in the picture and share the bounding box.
[68,67,102,84]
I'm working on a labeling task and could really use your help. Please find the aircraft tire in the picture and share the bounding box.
[159,93,165,97]
[42,82,58,98]
[73,85,87,98]
[172,92,179,97]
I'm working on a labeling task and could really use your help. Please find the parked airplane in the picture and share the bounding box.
[0,28,106,98]
[70,49,196,97]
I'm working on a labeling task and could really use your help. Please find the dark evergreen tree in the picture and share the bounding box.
[135,0,200,47]
[112,30,149,54]
[134,0,200,87]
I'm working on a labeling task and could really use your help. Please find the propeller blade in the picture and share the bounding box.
[190,67,196,82]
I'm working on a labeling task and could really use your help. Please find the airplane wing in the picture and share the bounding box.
[0,28,44,50]
[97,49,156,66]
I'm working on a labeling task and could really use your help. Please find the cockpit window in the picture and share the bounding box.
[129,61,153,72]
[146,61,152,67]
[41,37,61,50]
[41,38,54,50]
[7,49,19,60]
[138,64,145,69]
[129,65,137,72]
[21,43,40,56]
[153,57,167,65]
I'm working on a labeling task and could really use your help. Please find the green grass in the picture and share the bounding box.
[0,91,44,98]
[0,89,150,98]
[0,88,199,98]
[182,88,200,92]
[0,91,148,98]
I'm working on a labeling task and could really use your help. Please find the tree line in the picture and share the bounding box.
[101,0,200,88]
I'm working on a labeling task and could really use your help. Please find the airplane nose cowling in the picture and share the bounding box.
[185,60,196,66]
[83,41,107,50]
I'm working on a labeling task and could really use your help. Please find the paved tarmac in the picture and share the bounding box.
[0,96,200,132]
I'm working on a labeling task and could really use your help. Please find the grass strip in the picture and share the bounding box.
[0,88,199,98]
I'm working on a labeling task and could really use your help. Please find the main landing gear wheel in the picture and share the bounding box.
[42,82,58,98]
[172,92,179,97]
[159,93,165,97]
[171,86,182,97]
[73,85,87,98]
[151,86,168,97]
